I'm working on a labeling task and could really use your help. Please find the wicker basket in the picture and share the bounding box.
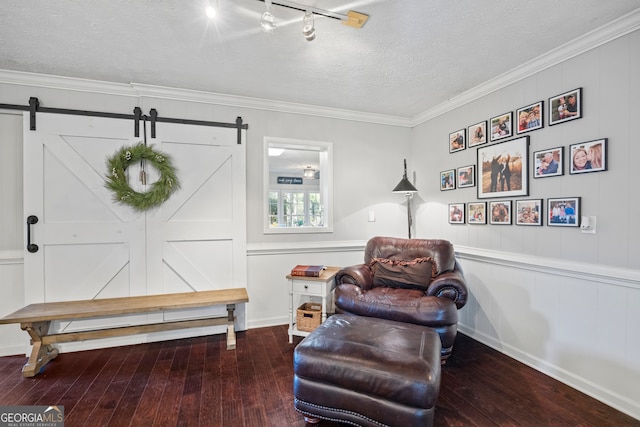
[296,302,322,332]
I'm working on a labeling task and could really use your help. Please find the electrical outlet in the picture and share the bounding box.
[581,216,596,234]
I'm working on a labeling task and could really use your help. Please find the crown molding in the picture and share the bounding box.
[0,69,411,127]
[130,83,412,127]
[410,8,640,127]
[0,70,138,98]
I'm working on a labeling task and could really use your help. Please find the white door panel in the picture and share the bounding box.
[145,123,246,329]
[24,113,145,310]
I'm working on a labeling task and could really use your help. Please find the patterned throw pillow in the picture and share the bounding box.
[370,257,436,290]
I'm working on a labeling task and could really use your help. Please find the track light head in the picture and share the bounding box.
[261,11,277,32]
[302,11,315,41]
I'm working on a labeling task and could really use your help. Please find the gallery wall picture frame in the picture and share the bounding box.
[449,129,466,153]
[489,200,512,225]
[468,121,487,147]
[569,138,607,174]
[477,136,530,199]
[490,112,513,141]
[516,199,543,226]
[457,165,475,188]
[516,101,544,134]
[533,146,563,178]
[468,202,487,224]
[440,169,456,191]
[549,88,582,126]
[548,197,580,227]
[449,203,465,224]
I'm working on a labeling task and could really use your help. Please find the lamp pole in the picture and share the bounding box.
[406,193,413,239]
[392,159,418,239]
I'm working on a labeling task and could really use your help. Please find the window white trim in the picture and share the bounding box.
[263,137,333,234]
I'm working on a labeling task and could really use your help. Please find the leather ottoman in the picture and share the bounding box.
[293,314,441,427]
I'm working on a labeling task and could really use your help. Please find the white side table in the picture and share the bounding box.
[287,266,340,343]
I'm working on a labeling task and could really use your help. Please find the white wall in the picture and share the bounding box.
[410,29,640,419]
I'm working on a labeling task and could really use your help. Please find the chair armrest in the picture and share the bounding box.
[426,261,468,309]
[335,264,374,291]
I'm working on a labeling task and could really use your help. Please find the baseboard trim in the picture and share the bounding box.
[458,325,640,421]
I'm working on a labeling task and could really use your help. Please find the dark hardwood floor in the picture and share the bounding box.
[1,325,638,427]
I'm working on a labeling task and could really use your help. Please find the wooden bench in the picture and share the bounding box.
[0,288,249,377]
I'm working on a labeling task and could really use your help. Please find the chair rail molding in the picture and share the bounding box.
[455,245,640,289]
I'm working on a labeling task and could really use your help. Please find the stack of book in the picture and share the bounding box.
[290,265,325,277]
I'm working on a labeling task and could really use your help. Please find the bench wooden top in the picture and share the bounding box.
[0,288,249,324]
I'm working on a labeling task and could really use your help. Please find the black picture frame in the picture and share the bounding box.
[457,165,475,188]
[548,197,580,227]
[467,202,487,224]
[449,203,465,224]
[477,136,529,199]
[490,112,513,141]
[533,146,563,178]
[549,88,582,126]
[489,200,512,225]
[468,121,487,147]
[516,199,543,226]
[449,129,466,153]
[516,101,544,134]
[440,169,456,190]
[569,138,607,174]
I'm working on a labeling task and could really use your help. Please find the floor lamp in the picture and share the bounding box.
[392,159,418,239]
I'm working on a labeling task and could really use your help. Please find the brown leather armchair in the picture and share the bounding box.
[334,236,468,361]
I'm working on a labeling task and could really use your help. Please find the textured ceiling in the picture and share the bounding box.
[1,1,639,119]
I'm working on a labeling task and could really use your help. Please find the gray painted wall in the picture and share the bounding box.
[412,30,640,270]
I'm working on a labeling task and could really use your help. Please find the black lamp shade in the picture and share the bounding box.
[392,177,418,193]
[392,159,418,193]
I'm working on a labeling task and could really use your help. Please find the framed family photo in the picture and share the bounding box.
[449,129,466,153]
[516,199,542,226]
[489,200,512,225]
[457,165,475,188]
[548,197,580,227]
[569,138,607,174]
[549,88,582,126]
[533,146,563,178]
[449,203,465,224]
[467,202,486,224]
[477,136,529,199]
[440,169,456,190]
[490,112,512,141]
[468,121,487,147]
[516,101,543,134]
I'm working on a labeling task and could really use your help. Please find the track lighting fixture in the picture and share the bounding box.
[256,0,368,39]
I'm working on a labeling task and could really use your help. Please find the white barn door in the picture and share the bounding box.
[23,112,247,349]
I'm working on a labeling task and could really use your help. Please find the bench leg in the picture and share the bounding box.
[226,304,236,350]
[21,321,59,378]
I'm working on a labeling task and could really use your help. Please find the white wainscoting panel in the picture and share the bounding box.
[455,246,640,421]
[0,252,29,356]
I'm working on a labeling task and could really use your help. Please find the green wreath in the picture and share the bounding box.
[105,143,180,211]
